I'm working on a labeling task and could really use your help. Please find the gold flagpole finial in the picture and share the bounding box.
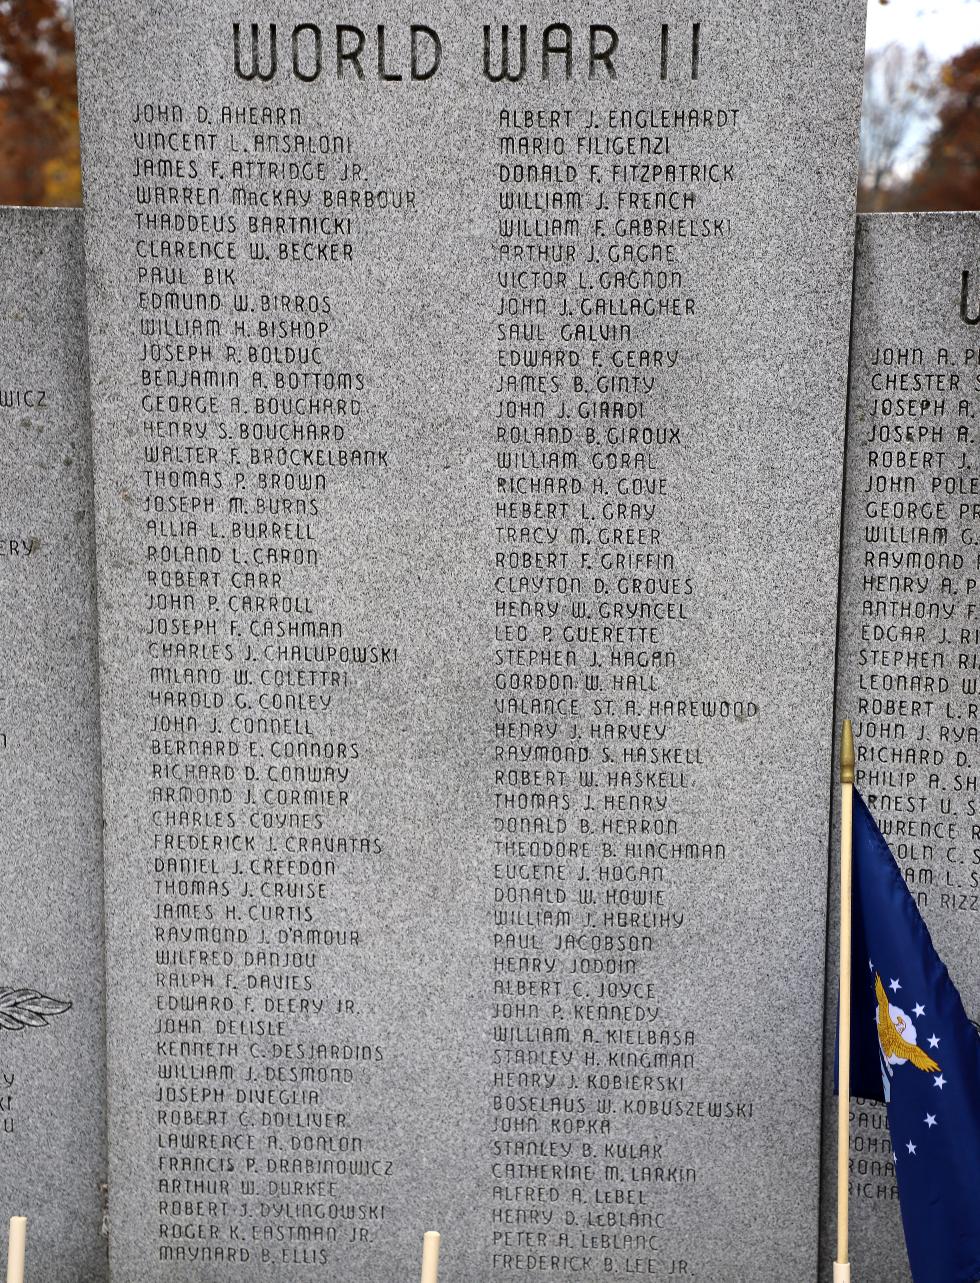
[841,718,855,785]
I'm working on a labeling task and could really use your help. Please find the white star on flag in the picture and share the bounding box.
[913,1003,925,1018]
[934,1074,947,1090]
[925,1114,937,1128]
[889,978,902,993]
[928,1035,940,1049]
[907,1140,917,1155]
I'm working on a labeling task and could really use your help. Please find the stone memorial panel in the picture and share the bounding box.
[0,208,109,1281]
[820,212,980,1281]
[75,3,866,1279]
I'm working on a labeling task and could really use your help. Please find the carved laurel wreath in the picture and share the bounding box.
[0,989,71,1032]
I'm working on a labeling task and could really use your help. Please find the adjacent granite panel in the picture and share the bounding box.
[820,213,980,1281]
[74,3,866,1279]
[0,208,108,1281]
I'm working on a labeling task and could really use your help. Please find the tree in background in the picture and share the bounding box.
[0,0,81,206]
[858,43,935,210]
[901,44,980,209]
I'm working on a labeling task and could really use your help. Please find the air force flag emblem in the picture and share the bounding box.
[874,972,940,1101]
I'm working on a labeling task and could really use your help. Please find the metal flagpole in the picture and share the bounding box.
[835,719,855,1283]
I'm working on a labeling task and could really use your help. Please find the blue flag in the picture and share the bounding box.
[838,790,980,1283]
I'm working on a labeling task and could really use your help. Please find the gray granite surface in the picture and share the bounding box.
[0,208,108,1281]
[74,2,866,1279]
[820,213,980,1282]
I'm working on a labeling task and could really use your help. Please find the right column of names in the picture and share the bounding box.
[487,98,753,1282]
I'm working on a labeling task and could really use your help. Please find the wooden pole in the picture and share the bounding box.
[834,719,855,1283]
[421,1231,440,1283]
[5,1217,26,1283]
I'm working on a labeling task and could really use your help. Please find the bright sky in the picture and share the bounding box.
[863,0,980,175]
[866,0,980,58]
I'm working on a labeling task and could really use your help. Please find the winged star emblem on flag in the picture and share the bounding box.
[874,971,940,1099]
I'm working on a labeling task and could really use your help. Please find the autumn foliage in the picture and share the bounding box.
[901,45,980,210]
[0,0,81,206]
